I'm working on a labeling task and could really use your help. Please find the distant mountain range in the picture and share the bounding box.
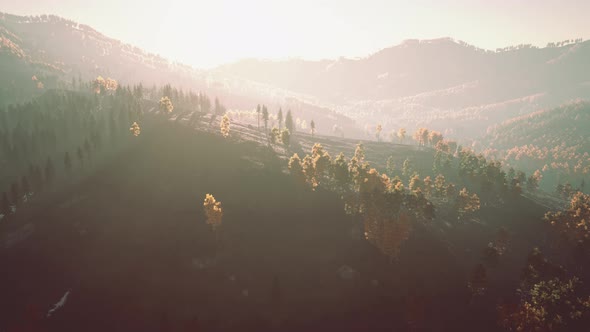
[2,12,590,140]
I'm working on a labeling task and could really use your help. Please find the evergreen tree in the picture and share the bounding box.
[310,120,315,137]
[278,108,283,130]
[77,146,84,168]
[1,192,11,215]
[21,175,30,196]
[386,156,396,177]
[285,110,294,132]
[281,128,291,147]
[402,158,413,180]
[10,182,20,206]
[256,104,261,130]
[262,105,269,133]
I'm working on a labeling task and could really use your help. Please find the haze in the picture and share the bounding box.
[2,0,590,68]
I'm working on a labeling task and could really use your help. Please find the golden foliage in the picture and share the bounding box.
[220,114,230,138]
[129,122,141,137]
[545,191,590,242]
[159,96,174,113]
[93,76,118,94]
[500,277,590,332]
[203,194,223,231]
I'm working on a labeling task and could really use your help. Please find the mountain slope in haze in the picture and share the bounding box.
[0,12,362,137]
[480,101,590,189]
[217,38,590,104]
[0,13,203,91]
[216,38,590,138]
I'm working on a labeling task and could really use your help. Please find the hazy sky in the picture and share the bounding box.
[1,0,589,68]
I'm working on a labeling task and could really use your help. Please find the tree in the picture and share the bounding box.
[214,97,225,115]
[310,120,315,137]
[64,152,72,173]
[285,110,294,132]
[402,158,414,180]
[376,124,382,142]
[45,157,55,183]
[278,108,283,130]
[256,104,261,130]
[409,175,423,193]
[270,127,280,144]
[203,194,223,231]
[159,96,174,113]
[288,153,306,185]
[129,122,141,136]
[77,146,84,168]
[457,188,480,219]
[501,277,590,332]
[262,105,269,133]
[21,176,30,196]
[331,152,350,190]
[10,182,20,206]
[398,128,406,144]
[281,129,291,147]
[312,143,331,182]
[220,114,230,138]
[434,174,446,197]
[386,156,396,178]
[468,264,487,295]
[0,192,10,216]
[527,170,542,191]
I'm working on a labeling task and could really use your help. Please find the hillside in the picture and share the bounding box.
[0,112,556,332]
[0,12,363,138]
[481,101,590,190]
[216,38,590,139]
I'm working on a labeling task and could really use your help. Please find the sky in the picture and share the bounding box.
[1,0,589,68]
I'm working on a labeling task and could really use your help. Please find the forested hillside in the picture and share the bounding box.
[482,101,590,191]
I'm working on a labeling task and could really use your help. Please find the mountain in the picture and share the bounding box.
[0,12,205,102]
[0,12,362,137]
[216,38,590,138]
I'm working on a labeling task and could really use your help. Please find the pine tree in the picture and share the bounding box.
[256,104,261,130]
[278,108,283,130]
[77,146,84,168]
[10,182,20,206]
[1,192,11,216]
[402,158,413,180]
[262,105,269,133]
[21,176,30,196]
[285,110,294,132]
[310,120,315,137]
[281,128,291,147]
[386,156,396,178]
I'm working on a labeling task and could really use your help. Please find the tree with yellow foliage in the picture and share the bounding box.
[129,122,141,137]
[376,124,383,142]
[203,194,223,231]
[456,188,480,220]
[220,114,230,138]
[159,96,174,114]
